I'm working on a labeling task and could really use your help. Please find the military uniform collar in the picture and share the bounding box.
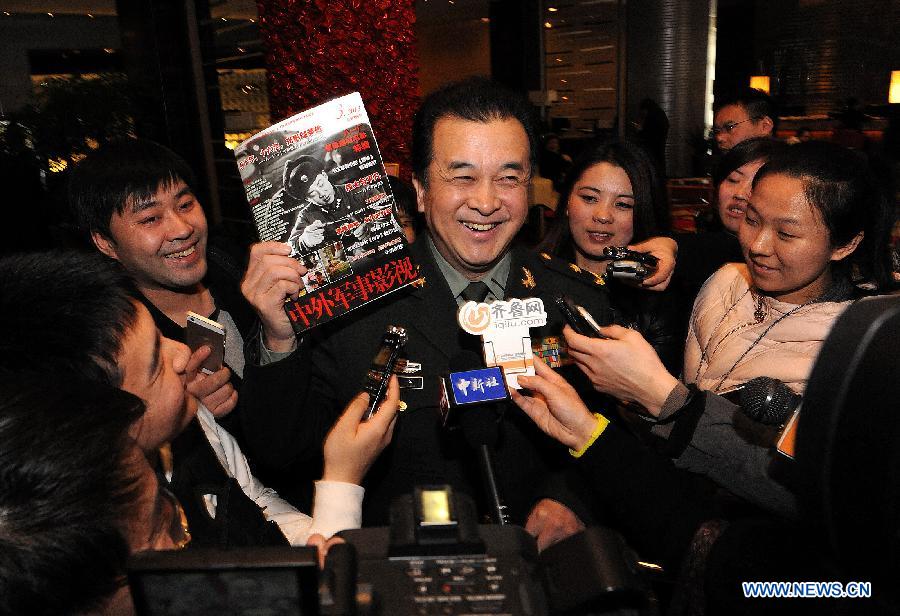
[425,235,511,304]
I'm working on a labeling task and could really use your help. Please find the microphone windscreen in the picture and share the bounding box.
[739,376,802,426]
[448,352,500,448]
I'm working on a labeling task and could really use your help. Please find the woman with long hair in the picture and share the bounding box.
[516,140,895,516]
[538,138,683,372]
[670,138,787,322]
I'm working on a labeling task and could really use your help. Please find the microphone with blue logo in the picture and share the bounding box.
[440,351,511,525]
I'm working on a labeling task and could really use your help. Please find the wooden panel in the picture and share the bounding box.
[544,0,622,134]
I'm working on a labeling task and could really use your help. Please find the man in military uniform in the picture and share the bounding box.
[240,78,616,549]
[282,155,369,255]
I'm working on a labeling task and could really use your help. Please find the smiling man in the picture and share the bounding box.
[68,140,251,420]
[240,77,617,550]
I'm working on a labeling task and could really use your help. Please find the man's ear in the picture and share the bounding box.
[758,115,775,137]
[831,231,864,262]
[412,176,427,214]
[91,231,119,261]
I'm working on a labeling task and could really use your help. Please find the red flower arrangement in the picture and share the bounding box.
[256,0,419,178]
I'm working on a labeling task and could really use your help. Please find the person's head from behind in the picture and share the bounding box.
[387,175,419,244]
[742,141,893,304]
[411,77,536,279]
[68,139,208,295]
[540,138,668,274]
[0,251,197,452]
[0,376,145,615]
[713,88,776,152]
[713,137,787,234]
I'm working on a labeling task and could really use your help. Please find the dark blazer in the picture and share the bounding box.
[242,238,616,525]
[168,419,289,548]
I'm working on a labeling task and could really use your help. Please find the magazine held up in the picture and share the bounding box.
[233,93,421,333]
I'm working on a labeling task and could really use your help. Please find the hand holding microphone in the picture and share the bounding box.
[512,357,599,452]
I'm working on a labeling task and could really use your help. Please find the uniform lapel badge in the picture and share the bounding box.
[401,361,422,374]
[397,359,424,390]
[521,267,536,289]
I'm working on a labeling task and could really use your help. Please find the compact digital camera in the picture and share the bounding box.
[602,247,659,282]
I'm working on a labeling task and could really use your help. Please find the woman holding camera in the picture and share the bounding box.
[538,138,684,374]
[538,142,892,508]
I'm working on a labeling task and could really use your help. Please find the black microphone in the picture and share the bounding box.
[449,351,503,445]
[445,351,509,525]
[739,376,802,426]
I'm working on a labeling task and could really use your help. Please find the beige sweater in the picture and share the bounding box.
[683,263,852,394]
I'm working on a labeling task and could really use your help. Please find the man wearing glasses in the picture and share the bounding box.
[712,87,776,152]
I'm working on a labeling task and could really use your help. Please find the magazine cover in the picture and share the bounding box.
[233,92,421,333]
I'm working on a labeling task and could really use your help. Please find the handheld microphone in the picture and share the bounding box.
[738,376,802,426]
[442,351,511,525]
[447,351,506,444]
[361,325,407,421]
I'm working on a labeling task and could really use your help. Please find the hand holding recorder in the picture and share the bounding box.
[512,357,598,451]
[564,324,679,416]
[322,376,401,485]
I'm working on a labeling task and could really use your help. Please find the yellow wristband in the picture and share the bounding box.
[569,413,610,458]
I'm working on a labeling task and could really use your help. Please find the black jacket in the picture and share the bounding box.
[167,419,289,548]
[238,238,619,525]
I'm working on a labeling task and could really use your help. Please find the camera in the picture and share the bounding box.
[339,486,647,615]
[602,247,659,282]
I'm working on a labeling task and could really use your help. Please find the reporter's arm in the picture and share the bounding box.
[564,324,679,416]
[653,392,799,518]
[511,364,715,569]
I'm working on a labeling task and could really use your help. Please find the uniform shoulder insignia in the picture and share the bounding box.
[521,267,536,289]
[534,251,608,287]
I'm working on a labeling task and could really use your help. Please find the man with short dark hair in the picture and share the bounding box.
[242,77,617,549]
[712,87,776,152]
[68,139,328,502]
[0,377,148,615]
[0,251,398,549]
[68,139,283,421]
